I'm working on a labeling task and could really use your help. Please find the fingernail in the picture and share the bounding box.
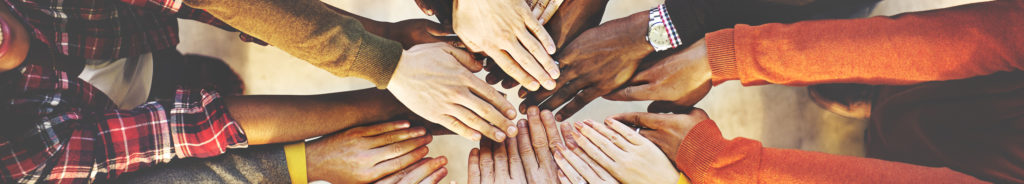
[472,132,482,141]
[572,122,584,130]
[495,131,507,142]
[549,68,561,79]
[583,120,594,126]
[400,122,410,128]
[425,10,434,15]
[525,81,540,91]
[542,80,556,90]
[507,126,518,137]
[555,114,563,121]
[415,129,427,137]
[506,109,517,118]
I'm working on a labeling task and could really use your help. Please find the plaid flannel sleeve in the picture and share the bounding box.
[116,0,185,14]
[92,88,248,180]
[92,89,247,180]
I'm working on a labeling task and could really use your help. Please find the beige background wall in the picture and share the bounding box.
[174,0,989,183]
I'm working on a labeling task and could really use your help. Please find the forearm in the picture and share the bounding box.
[226,88,409,145]
[705,0,1024,86]
[182,0,403,88]
[675,120,986,183]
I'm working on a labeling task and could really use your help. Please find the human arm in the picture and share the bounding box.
[225,88,408,145]
[182,0,403,88]
[611,110,987,183]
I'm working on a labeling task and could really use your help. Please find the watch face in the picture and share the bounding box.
[648,24,671,47]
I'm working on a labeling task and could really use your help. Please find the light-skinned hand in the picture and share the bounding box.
[453,0,559,91]
[567,119,680,184]
[375,157,449,184]
[605,39,712,106]
[305,121,433,184]
[608,109,709,164]
[553,123,618,183]
[389,43,518,142]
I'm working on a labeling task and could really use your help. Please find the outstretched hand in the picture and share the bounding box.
[453,0,559,91]
[389,43,518,142]
[606,39,712,107]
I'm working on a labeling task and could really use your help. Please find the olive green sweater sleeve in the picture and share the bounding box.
[183,0,404,88]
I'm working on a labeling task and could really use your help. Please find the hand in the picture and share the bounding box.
[527,0,564,25]
[306,121,433,184]
[386,19,461,49]
[389,43,518,142]
[517,107,562,183]
[375,157,449,184]
[608,109,709,164]
[565,119,680,184]
[453,0,559,91]
[468,139,528,184]
[519,12,653,120]
[552,122,619,184]
[606,39,712,106]
[484,0,608,89]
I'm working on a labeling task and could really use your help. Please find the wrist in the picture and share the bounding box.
[627,12,655,55]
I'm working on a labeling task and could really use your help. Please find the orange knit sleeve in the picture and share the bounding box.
[705,0,1024,86]
[673,120,987,183]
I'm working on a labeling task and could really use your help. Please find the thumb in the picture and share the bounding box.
[604,84,655,101]
[441,44,483,72]
[414,0,434,15]
[608,112,664,130]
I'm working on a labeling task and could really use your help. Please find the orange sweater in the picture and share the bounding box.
[676,120,985,183]
[705,0,1024,86]
[676,0,1024,183]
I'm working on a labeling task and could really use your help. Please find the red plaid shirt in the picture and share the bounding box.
[1,0,263,60]
[0,64,247,183]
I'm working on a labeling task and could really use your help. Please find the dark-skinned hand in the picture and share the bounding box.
[306,120,434,184]
[605,38,713,107]
[518,12,654,120]
[385,19,461,49]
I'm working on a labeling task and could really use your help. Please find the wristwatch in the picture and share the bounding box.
[646,4,682,52]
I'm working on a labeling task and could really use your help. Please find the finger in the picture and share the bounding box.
[519,7,557,54]
[399,157,449,184]
[515,30,560,80]
[468,148,481,184]
[553,144,603,182]
[559,123,579,150]
[438,115,483,141]
[534,109,561,181]
[505,43,556,90]
[426,20,456,36]
[479,140,496,184]
[500,77,520,89]
[537,80,589,118]
[375,146,431,178]
[609,112,664,130]
[353,120,412,137]
[540,109,564,151]
[493,138,510,182]
[515,120,541,175]
[539,0,564,24]
[568,121,619,166]
[442,44,484,72]
[554,87,605,121]
[518,87,555,113]
[604,118,647,146]
[451,106,506,142]
[376,157,429,184]
[419,167,448,184]
[604,84,656,101]
[565,124,616,182]
[552,146,585,184]
[556,171,573,184]
[372,135,433,161]
[369,126,427,148]
[464,71,518,123]
[487,49,540,91]
[506,131,528,182]
[583,120,632,151]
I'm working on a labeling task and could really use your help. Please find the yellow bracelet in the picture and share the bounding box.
[284,142,308,184]
[677,172,691,184]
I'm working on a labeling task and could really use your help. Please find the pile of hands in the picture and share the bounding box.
[320,0,726,183]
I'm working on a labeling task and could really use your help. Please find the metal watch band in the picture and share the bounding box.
[647,4,684,52]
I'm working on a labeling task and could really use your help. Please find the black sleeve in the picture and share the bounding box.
[111,144,293,184]
[663,0,881,47]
